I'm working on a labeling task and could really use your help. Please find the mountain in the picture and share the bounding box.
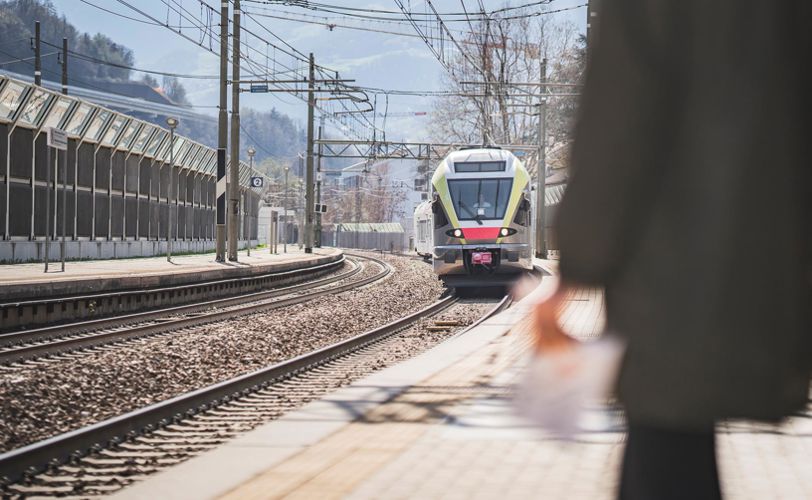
[0,0,306,163]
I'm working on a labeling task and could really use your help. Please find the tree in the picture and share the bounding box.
[0,0,133,83]
[428,8,585,175]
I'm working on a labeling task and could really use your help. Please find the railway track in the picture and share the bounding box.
[0,253,345,332]
[0,294,510,496]
[0,255,389,366]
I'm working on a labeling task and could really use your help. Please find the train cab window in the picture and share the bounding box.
[447,179,512,220]
[454,161,506,173]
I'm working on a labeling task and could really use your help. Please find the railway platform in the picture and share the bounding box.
[110,259,812,500]
[0,247,342,301]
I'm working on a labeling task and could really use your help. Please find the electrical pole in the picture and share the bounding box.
[60,37,68,269]
[61,38,68,95]
[215,1,228,262]
[534,58,548,259]
[354,175,361,248]
[246,147,255,256]
[166,118,178,261]
[315,114,324,247]
[34,21,41,86]
[228,0,241,261]
[304,53,315,254]
[284,166,289,253]
[298,154,304,248]
[481,15,491,144]
[43,141,51,271]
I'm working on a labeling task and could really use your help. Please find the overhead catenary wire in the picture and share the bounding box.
[79,0,197,28]
[107,0,378,140]
[0,45,212,111]
[0,51,59,66]
[238,122,276,158]
[242,4,586,55]
[39,40,219,80]
[242,0,558,21]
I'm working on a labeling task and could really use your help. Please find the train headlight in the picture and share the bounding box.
[499,227,517,237]
[453,228,463,238]
[500,228,509,237]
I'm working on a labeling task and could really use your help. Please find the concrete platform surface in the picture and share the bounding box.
[111,260,812,500]
[0,247,342,300]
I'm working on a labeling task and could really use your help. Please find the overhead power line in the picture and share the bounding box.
[39,40,219,80]
[104,0,379,140]
[242,0,557,21]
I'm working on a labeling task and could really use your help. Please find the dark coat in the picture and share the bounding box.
[556,0,811,429]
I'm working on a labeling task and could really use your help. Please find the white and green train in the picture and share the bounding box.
[413,147,534,287]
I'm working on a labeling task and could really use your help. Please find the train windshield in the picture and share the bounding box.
[447,179,512,221]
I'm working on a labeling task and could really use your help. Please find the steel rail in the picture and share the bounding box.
[451,294,512,338]
[0,291,458,485]
[0,256,356,348]
[0,255,346,310]
[0,255,348,333]
[0,256,391,365]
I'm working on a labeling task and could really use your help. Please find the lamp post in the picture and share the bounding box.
[165,117,179,262]
[284,165,289,253]
[246,147,256,257]
[297,153,304,249]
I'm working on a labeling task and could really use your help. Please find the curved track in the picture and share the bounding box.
[0,254,347,332]
[0,255,389,365]
[0,293,513,492]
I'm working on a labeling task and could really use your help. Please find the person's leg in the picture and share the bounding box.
[619,422,721,500]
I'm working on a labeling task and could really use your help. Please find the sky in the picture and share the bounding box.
[49,0,587,142]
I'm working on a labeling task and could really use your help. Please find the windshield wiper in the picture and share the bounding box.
[458,201,483,224]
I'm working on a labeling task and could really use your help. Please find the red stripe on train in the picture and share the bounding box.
[462,227,500,240]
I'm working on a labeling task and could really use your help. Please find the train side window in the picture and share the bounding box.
[513,197,531,226]
[432,198,449,228]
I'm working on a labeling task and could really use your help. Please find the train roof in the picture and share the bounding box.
[443,147,514,163]
[433,148,526,180]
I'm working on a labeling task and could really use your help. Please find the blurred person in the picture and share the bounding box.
[533,1,810,499]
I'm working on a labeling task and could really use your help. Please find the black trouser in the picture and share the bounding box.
[619,423,722,500]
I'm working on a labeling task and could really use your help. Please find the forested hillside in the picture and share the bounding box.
[0,0,306,164]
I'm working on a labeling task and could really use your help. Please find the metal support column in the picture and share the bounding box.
[44,146,51,270]
[304,53,315,253]
[270,210,277,254]
[228,0,241,261]
[283,166,289,253]
[165,118,178,261]
[61,38,68,95]
[215,0,228,262]
[34,22,41,86]
[534,58,548,259]
[315,115,323,247]
[246,147,255,256]
[60,148,66,270]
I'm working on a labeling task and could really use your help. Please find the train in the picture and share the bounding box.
[413,147,534,287]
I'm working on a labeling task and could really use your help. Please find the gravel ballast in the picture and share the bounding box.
[0,253,444,452]
[4,299,498,498]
